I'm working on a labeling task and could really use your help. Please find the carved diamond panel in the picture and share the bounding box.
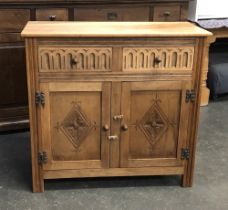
[138,101,168,146]
[59,103,95,149]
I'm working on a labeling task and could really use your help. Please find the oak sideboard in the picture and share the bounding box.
[22,21,211,192]
[0,0,191,131]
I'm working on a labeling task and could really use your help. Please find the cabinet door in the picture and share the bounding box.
[120,81,190,167]
[40,82,111,170]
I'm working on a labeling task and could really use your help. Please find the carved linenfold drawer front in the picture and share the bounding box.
[38,46,112,72]
[123,46,194,71]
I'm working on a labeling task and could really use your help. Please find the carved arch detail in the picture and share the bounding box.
[39,47,112,71]
[123,46,194,71]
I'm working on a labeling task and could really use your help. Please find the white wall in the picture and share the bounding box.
[188,0,228,21]
[188,0,197,21]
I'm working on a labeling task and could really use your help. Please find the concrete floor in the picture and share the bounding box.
[0,100,228,210]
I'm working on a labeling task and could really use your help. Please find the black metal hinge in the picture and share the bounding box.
[35,91,45,106]
[181,148,190,160]
[186,90,196,103]
[38,151,48,165]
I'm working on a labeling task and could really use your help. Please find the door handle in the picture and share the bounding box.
[163,11,171,17]
[107,12,118,21]
[113,114,124,120]
[108,135,118,141]
[49,15,56,21]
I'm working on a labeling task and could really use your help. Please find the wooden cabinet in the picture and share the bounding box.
[0,0,191,131]
[0,43,28,131]
[22,22,212,192]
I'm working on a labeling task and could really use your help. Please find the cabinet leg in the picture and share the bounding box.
[181,160,194,187]
[181,173,193,187]
[32,176,44,193]
[200,86,210,106]
[200,36,216,106]
[31,150,44,192]
[31,163,44,192]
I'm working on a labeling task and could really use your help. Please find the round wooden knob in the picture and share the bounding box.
[49,15,56,21]
[107,12,118,21]
[103,124,109,131]
[154,57,162,64]
[164,11,171,17]
[71,57,78,65]
[121,124,128,131]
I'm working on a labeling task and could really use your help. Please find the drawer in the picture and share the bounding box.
[36,9,68,21]
[0,33,23,43]
[0,9,30,32]
[38,46,112,72]
[180,4,188,21]
[75,6,149,21]
[153,6,181,21]
[122,46,194,71]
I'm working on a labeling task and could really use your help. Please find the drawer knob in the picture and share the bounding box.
[103,124,109,131]
[113,114,124,120]
[49,15,56,21]
[71,57,78,65]
[108,135,118,141]
[163,11,171,17]
[154,57,162,65]
[121,124,128,131]
[107,12,118,21]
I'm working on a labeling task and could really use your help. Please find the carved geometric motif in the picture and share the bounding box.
[39,47,112,72]
[123,46,194,71]
[138,95,168,146]
[59,102,96,150]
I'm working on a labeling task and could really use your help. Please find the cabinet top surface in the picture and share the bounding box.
[0,0,190,3]
[21,21,212,38]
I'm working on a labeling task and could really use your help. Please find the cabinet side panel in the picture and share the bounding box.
[182,38,205,187]
[25,38,44,192]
